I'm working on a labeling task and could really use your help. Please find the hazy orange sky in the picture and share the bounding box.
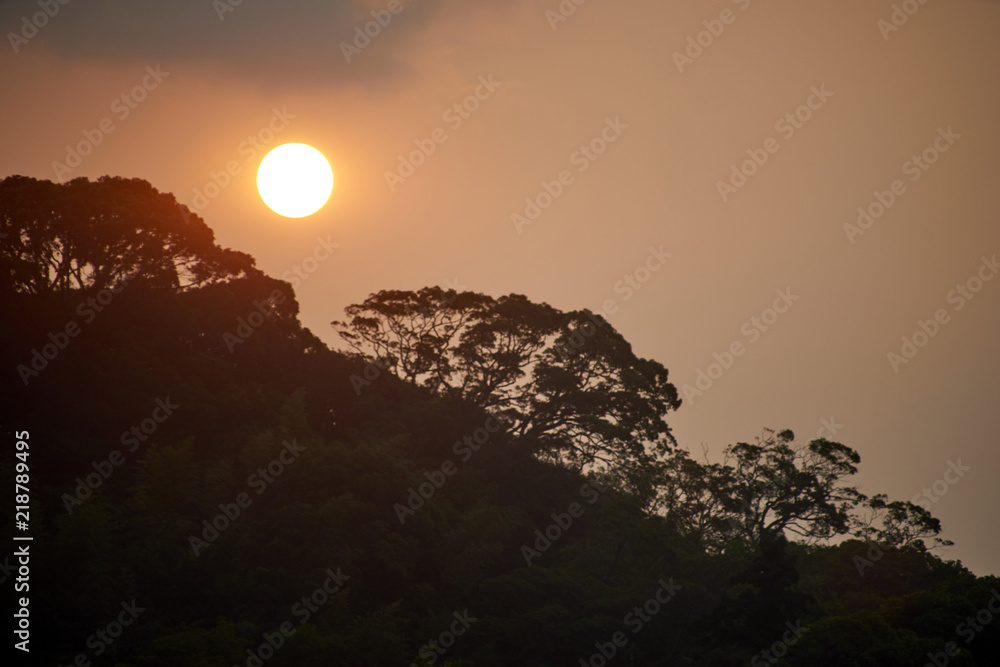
[3,0,999,574]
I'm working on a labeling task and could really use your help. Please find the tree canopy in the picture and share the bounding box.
[655,428,952,556]
[0,175,261,297]
[333,286,681,495]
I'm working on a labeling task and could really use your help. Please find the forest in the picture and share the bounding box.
[2,174,998,666]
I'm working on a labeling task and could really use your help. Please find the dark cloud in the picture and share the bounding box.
[2,0,459,88]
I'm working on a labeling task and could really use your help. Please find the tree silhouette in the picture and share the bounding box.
[333,286,681,492]
[720,429,865,545]
[850,493,953,550]
[655,429,950,556]
[0,175,261,296]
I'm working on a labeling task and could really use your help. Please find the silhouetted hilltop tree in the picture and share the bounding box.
[655,429,950,557]
[0,175,312,471]
[333,286,681,498]
[720,429,863,545]
[850,492,953,550]
[0,175,262,296]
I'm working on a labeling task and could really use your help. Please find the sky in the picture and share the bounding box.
[2,0,999,575]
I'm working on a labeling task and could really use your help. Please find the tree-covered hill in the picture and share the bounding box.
[2,176,997,666]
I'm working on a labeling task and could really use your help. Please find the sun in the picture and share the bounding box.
[257,143,334,218]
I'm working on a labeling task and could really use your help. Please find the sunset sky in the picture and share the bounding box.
[3,0,999,575]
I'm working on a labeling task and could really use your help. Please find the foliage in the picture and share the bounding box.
[1,176,995,666]
[333,286,681,496]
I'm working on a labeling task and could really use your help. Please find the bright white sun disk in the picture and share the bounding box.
[257,143,333,218]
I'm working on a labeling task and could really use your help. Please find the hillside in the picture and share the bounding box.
[2,175,998,666]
